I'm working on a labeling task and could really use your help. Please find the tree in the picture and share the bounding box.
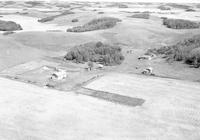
[87,61,94,71]
[64,42,124,66]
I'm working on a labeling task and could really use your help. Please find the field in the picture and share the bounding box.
[0,1,200,140]
[1,73,200,140]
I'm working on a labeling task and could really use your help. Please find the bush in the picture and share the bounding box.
[129,13,150,19]
[67,17,121,32]
[38,11,74,23]
[185,9,196,12]
[172,36,200,62]
[3,31,15,35]
[106,3,128,8]
[157,5,171,10]
[56,4,70,8]
[4,1,16,5]
[147,35,200,67]
[163,18,200,29]
[88,61,94,69]
[64,42,124,66]
[25,1,44,7]
[146,46,173,56]
[38,16,55,23]
[72,19,78,22]
[186,48,200,66]
[161,17,167,20]
[167,3,190,9]
[98,12,104,14]
[0,20,22,31]
[118,4,128,8]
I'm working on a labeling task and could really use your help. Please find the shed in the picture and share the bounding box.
[50,68,67,80]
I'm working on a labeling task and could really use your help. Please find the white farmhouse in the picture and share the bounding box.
[51,68,67,80]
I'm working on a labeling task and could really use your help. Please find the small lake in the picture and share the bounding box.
[0,7,58,12]
[152,11,200,21]
[91,7,200,21]
[0,15,71,32]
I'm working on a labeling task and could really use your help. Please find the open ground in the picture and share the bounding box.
[0,1,200,140]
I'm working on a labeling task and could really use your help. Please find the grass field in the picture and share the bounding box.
[10,31,105,51]
[0,73,200,140]
[0,1,200,140]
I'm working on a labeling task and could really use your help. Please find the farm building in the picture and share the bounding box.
[50,68,67,80]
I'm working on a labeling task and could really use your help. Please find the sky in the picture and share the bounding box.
[56,0,200,3]
[1,0,200,3]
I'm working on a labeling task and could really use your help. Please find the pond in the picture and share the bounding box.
[0,14,71,32]
[89,6,200,21]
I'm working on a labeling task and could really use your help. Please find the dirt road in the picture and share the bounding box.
[0,74,200,140]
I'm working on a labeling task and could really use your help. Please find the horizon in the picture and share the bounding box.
[1,0,200,4]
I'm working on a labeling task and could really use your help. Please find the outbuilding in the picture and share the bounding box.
[50,68,67,80]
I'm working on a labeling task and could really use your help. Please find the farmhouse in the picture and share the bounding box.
[142,67,154,75]
[51,68,67,80]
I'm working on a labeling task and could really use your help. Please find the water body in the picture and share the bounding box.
[91,7,200,21]
[153,11,200,21]
[0,15,71,32]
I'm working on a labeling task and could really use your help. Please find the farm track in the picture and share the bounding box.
[76,87,145,107]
